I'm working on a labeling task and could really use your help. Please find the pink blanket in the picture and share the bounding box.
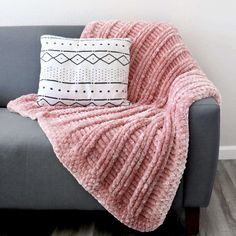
[7,21,220,232]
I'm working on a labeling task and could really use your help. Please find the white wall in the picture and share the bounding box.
[0,0,235,147]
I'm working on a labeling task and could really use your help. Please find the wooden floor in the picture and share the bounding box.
[200,160,236,236]
[0,160,235,236]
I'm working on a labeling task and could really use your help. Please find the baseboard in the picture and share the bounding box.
[219,146,236,160]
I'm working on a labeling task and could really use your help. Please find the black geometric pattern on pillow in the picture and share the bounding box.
[41,51,130,66]
[37,98,130,107]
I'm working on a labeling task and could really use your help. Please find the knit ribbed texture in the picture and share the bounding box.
[7,21,220,232]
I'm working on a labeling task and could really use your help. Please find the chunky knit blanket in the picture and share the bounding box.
[7,21,220,232]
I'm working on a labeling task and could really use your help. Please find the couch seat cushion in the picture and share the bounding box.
[0,108,104,210]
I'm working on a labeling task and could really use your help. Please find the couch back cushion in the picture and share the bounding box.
[0,26,84,107]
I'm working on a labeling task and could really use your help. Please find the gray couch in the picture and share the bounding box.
[0,26,220,235]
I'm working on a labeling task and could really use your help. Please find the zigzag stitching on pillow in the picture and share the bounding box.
[36,98,130,107]
[37,94,126,101]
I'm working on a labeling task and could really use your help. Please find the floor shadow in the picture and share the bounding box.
[0,209,186,236]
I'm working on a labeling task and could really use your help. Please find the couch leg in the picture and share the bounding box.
[185,207,200,235]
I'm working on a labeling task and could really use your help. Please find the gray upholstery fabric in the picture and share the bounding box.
[0,26,84,107]
[184,98,220,207]
[0,26,220,211]
[0,108,104,210]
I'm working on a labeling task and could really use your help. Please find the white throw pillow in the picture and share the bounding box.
[37,35,131,107]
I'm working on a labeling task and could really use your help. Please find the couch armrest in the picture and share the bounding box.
[183,97,220,207]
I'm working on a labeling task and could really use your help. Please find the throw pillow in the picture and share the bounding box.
[37,35,131,106]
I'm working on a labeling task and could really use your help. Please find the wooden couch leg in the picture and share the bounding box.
[185,207,200,235]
